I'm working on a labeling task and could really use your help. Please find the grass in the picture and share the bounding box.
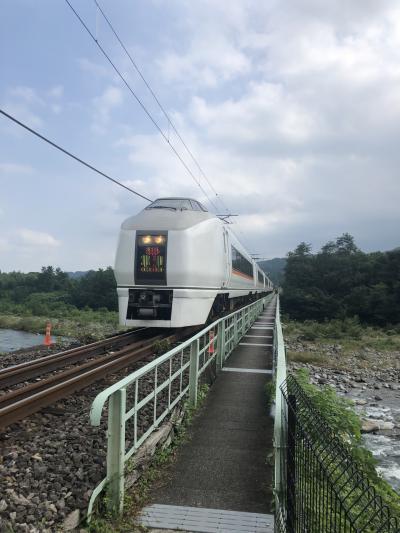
[264,380,276,408]
[0,309,120,342]
[283,317,400,357]
[287,350,331,366]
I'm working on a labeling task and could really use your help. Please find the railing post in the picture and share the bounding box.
[234,312,238,345]
[189,339,199,406]
[106,388,126,514]
[217,320,225,370]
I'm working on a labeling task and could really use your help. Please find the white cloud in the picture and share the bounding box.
[100,87,123,108]
[78,57,110,78]
[10,86,45,106]
[2,84,66,129]
[51,104,62,114]
[47,85,64,98]
[157,3,252,88]
[190,82,316,148]
[2,85,47,128]
[1,101,43,128]
[0,163,34,175]
[92,86,124,133]
[16,229,61,248]
[159,42,250,88]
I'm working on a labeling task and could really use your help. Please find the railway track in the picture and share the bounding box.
[0,328,154,388]
[0,328,194,429]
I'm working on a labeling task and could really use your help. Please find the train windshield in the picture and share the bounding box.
[146,198,207,211]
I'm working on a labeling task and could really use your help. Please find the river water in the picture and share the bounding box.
[363,433,400,492]
[352,394,400,493]
[0,328,71,353]
[360,399,400,493]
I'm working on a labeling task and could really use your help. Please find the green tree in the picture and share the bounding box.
[281,235,400,326]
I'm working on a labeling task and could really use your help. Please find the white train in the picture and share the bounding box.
[114,197,273,328]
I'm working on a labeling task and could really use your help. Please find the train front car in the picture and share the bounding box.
[115,197,273,328]
[114,198,227,328]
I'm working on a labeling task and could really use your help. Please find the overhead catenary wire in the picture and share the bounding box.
[63,1,250,247]
[87,2,252,245]
[0,109,153,202]
[93,0,230,216]
[64,0,219,213]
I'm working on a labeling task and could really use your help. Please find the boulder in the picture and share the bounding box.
[63,509,80,531]
[361,420,380,433]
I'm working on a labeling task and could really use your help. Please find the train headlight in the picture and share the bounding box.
[154,235,165,244]
[142,235,152,244]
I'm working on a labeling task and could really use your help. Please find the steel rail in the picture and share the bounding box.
[0,328,196,429]
[0,334,166,408]
[0,328,149,388]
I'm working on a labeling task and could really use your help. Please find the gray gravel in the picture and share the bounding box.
[0,343,187,532]
[0,342,81,370]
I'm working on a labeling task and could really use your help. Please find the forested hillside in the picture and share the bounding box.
[258,257,286,285]
[0,266,117,317]
[281,233,400,326]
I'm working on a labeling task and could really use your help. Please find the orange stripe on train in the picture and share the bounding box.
[232,268,254,280]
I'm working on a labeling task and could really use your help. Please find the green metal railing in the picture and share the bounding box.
[272,296,288,526]
[87,295,272,518]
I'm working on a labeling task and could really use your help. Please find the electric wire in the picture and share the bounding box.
[0,108,152,202]
[66,1,251,246]
[1,101,250,248]
[93,0,230,215]
[64,0,219,212]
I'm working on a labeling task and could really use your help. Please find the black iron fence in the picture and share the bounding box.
[275,375,400,532]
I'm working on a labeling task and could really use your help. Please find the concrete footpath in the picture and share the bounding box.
[139,297,277,533]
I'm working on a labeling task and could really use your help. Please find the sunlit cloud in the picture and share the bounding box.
[16,229,61,248]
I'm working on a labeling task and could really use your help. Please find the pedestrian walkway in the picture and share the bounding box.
[138,297,277,533]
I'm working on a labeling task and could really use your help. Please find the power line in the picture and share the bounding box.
[64,0,219,212]
[0,108,152,202]
[93,0,230,215]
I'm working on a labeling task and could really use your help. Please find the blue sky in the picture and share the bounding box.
[1,0,400,272]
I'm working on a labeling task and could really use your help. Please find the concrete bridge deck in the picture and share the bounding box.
[138,297,277,533]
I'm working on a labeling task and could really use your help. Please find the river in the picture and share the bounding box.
[0,328,72,353]
[363,433,400,492]
[360,400,400,493]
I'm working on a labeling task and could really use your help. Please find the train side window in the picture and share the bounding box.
[231,246,253,277]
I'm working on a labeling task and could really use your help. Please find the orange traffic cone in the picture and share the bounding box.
[208,330,215,355]
[44,322,53,346]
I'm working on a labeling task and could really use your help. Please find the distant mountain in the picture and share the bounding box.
[258,258,286,286]
[66,271,88,279]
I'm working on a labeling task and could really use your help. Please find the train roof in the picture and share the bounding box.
[121,198,215,231]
